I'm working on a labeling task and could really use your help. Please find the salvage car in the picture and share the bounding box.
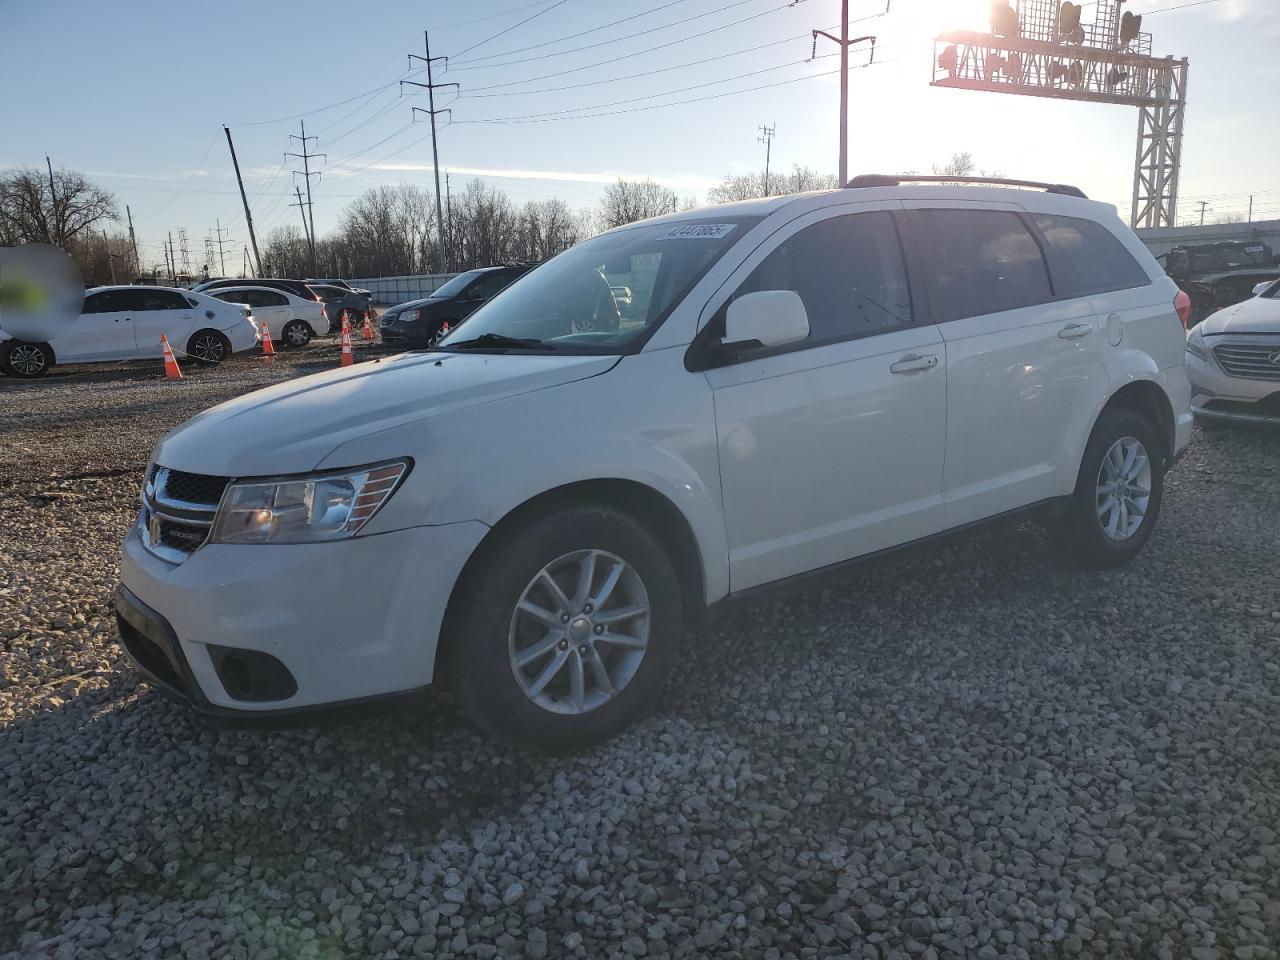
[117,176,1191,749]
[207,286,328,347]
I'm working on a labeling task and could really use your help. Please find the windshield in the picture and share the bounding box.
[435,218,759,354]
[429,270,486,300]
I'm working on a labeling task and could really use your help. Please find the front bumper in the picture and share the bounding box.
[117,518,489,714]
[1185,348,1280,425]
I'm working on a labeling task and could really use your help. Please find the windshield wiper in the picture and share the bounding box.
[438,333,555,351]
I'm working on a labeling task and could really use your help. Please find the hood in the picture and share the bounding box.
[387,297,433,314]
[1199,296,1280,337]
[154,351,619,477]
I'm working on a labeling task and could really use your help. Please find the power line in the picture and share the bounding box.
[448,0,789,71]
[450,0,571,59]
[451,0,689,63]
[147,133,218,216]
[435,0,564,30]
[454,58,893,124]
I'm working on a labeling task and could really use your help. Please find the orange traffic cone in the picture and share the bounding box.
[361,314,375,340]
[260,321,276,357]
[160,334,182,380]
[340,318,353,367]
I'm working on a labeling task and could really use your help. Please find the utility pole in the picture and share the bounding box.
[1197,201,1209,226]
[126,205,140,279]
[223,126,263,277]
[287,120,324,274]
[445,170,453,270]
[758,124,776,195]
[1248,196,1253,224]
[403,31,458,274]
[243,246,250,278]
[103,230,117,284]
[178,228,191,276]
[210,218,228,276]
[45,155,61,247]
[291,187,313,272]
[166,231,176,284]
[813,6,876,187]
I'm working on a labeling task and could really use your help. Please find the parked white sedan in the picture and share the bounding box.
[207,286,328,347]
[0,285,258,379]
[1186,281,1280,424]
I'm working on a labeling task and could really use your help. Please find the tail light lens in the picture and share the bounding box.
[1174,289,1192,328]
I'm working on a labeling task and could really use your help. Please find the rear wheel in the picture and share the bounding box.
[445,504,682,751]
[187,330,230,365]
[1053,408,1164,568]
[282,320,312,348]
[0,340,52,378]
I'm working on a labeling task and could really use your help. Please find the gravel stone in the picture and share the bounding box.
[2,359,1280,959]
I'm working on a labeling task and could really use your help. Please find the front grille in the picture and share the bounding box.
[1212,343,1280,381]
[117,615,186,695]
[142,465,226,562]
[157,468,229,506]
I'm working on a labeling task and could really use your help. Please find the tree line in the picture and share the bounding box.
[5,156,1012,286]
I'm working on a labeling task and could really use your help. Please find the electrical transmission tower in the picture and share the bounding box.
[209,218,229,277]
[932,0,1188,228]
[177,228,191,276]
[287,121,324,274]
[402,31,458,274]
[758,124,776,195]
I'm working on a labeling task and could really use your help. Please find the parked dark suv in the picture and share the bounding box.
[380,265,534,345]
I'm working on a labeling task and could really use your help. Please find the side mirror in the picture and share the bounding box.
[723,290,809,350]
[1252,281,1272,297]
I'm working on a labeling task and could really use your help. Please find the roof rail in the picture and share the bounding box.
[845,174,1087,199]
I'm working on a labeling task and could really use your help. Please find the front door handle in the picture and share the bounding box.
[890,353,939,374]
[1058,321,1093,339]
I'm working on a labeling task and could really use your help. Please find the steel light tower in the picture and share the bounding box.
[931,0,1188,229]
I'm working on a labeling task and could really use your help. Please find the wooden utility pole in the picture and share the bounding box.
[223,126,263,277]
[813,7,876,187]
[103,230,117,284]
[404,32,457,274]
[291,186,313,274]
[1198,201,1209,226]
[45,155,62,246]
[211,218,228,276]
[758,124,776,195]
[126,205,140,279]
[166,231,176,284]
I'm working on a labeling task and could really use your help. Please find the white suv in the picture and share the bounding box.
[116,177,1192,749]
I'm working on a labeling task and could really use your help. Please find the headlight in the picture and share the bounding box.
[210,460,410,545]
[1185,327,1209,362]
[401,308,421,324]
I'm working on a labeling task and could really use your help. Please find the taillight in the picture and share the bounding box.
[1174,289,1192,328]
[322,304,329,320]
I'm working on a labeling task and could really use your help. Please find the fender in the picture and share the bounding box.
[1060,348,1167,485]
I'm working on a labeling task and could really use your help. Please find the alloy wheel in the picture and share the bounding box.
[285,322,310,346]
[508,549,650,715]
[8,344,47,376]
[1095,436,1151,541]
[190,334,225,363]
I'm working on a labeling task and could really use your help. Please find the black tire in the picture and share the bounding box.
[186,330,231,366]
[444,503,683,751]
[0,340,53,379]
[282,320,313,348]
[1053,407,1165,569]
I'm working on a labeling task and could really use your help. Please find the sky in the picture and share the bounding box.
[2,0,1278,274]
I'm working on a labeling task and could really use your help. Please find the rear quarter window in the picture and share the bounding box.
[1032,214,1151,297]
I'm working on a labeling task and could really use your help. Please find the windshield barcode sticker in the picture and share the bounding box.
[657,223,737,241]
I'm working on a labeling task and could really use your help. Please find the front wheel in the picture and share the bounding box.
[186,330,231,366]
[1053,408,1164,568]
[1,341,52,378]
[282,320,312,348]
[445,504,682,751]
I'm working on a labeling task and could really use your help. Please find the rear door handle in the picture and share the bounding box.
[1058,322,1093,339]
[890,353,939,374]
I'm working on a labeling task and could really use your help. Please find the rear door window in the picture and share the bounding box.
[136,290,191,311]
[910,209,1053,322]
[1031,214,1150,296]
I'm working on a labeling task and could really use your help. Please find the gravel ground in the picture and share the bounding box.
[2,348,1280,960]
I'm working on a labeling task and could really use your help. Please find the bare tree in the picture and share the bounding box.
[707,165,838,203]
[931,152,1002,178]
[0,166,119,247]
[598,179,680,229]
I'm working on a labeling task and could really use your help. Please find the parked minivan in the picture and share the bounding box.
[116,177,1192,749]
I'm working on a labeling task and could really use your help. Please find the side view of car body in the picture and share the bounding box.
[1,285,258,378]
[1186,278,1280,424]
[208,286,327,347]
[308,284,373,330]
[117,178,1191,749]
[379,264,534,346]
[191,277,321,303]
